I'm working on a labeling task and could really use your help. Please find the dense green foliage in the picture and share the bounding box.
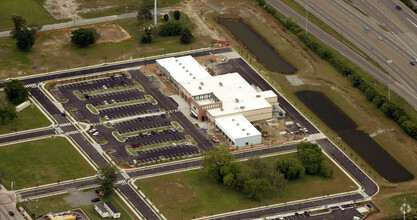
[71,28,99,47]
[400,0,417,13]
[275,157,304,180]
[0,105,17,124]
[158,21,184,36]
[4,79,29,105]
[163,14,169,22]
[180,27,193,44]
[202,146,285,201]
[203,144,332,201]
[173,10,181,20]
[11,15,40,51]
[137,2,153,27]
[255,0,417,140]
[97,164,117,197]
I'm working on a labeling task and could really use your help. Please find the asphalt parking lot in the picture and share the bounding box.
[55,71,209,165]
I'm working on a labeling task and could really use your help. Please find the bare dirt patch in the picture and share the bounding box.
[44,0,81,19]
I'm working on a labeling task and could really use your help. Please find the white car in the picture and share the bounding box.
[104,115,110,120]
[111,99,116,104]
[92,131,100,136]
[103,100,109,105]
[102,85,108,90]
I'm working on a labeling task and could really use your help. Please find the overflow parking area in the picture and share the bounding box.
[49,70,206,166]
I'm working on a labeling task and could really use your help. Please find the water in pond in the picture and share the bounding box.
[295,90,414,182]
[218,17,296,74]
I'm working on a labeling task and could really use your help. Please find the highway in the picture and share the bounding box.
[288,0,417,109]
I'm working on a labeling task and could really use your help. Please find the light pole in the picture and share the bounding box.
[387,60,392,100]
[154,0,157,26]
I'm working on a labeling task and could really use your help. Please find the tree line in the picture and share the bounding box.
[202,143,333,201]
[254,0,417,140]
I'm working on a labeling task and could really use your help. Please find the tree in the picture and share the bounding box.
[11,15,26,39]
[96,164,117,197]
[297,142,324,175]
[180,27,193,44]
[141,33,152,43]
[173,10,181,20]
[158,21,184,36]
[4,80,29,105]
[137,1,153,26]
[163,14,169,22]
[202,146,235,183]
[71,28,99,47]
[275,158,305,180]
[16,28,37,51]
[0,106,17,124]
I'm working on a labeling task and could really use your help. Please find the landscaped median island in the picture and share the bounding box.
[126,135,196,156]
[0,137,96,190]
[135,144,356,219]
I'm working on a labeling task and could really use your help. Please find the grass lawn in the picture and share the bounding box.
[0,137,95,189]
[0,91,51,134]
[136,153,356,219]
[27,190,136,219]
[78,0,181,19]
[0,17,211,80]
[0,0,56,31]
[380,192,417,219]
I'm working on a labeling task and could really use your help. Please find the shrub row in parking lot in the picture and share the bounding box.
[254,0,417,140]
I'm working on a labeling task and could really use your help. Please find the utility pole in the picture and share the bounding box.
[387,60,392,100]
[154,0,157,26]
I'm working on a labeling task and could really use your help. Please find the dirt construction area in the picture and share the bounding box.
[39,22,132,45]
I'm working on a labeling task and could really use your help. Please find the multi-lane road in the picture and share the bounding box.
[286,0,417,109]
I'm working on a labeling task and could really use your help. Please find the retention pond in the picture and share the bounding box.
[217,16,296,74]
[295,90,413,182]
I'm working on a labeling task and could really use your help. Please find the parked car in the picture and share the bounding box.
[111,99,116,104]
[89,129,97,133]
[94,101,100,106]
[102,85,108,90]
[103,100,109,105]
[92,131,100,136]
[110,76,115,80]
[135,143,140,148]
[364,26,370,31]
[410,61,415,66]
[161,114,166,118]
[137,117,142,122]
[396,5,402,10]
[104,115,110,120]
[8,211,14,216]
[91,198,101,202]
[84,94,90,99]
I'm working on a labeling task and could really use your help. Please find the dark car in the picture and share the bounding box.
[84,94,90,99]
[161,114,166,118]
[295,212,300,217]
[137,117,142,122]
[91,198,101,202]
[396,5,402,10]
[8,211,14,216]
[110,76,115,80]
[146,116,152,121]
[304,211,310,216]
[410,61,415,66]
[164,121,170,126]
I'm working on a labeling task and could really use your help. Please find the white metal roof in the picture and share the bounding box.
[215,114,261,140]
[156,55,212,83]
[180,73,275,116]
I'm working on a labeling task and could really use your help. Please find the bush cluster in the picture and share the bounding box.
[255,0,417,140]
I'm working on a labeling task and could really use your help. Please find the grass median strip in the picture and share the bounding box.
[126,135,196,156]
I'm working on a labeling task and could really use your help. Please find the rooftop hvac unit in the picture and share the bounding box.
[186,70,189,72]
[256,94,261,98]
[175,59,178,62]
[236,123,240,126]
[219,82,223,86]
[179,63,182,65]
[240,106,245,109]
[232,118,235,121]
[198,86,202,90]
[189,73,192,76]
[183,66,186,69]
[193,77,196,79]
[235,98,239,103]
[220,107,224,111]
[242,128,246,131]
[247,132,250,136]
[200,82,204,85]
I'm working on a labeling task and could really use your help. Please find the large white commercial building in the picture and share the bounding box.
[179,72,278,123]
[156,55,212,88]
[215,115,261,147]
[155,56,278,147]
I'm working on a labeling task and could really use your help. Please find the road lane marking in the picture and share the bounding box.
[407,18,417,28]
